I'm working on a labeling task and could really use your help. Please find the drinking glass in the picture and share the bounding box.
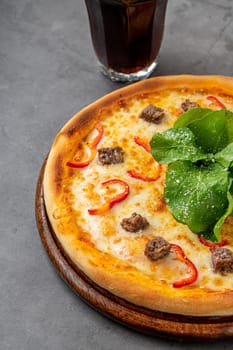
[85,0,168,82]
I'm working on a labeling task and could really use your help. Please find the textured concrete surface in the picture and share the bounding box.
[1,0,233,349]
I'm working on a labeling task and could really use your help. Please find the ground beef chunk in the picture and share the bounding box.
[120,212,149,232]
[181,99,200,112]
[98,147,124,165]
[139,104,165,124]
[210,247,233,275]
[144,237,171,261]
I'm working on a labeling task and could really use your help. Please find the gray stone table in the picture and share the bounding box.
[1,0,233,349]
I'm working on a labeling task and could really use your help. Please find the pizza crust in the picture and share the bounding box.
[43,75,233,316]
[54,232,233,316]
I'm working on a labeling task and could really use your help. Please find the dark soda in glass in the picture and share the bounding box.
[85,0,168,81]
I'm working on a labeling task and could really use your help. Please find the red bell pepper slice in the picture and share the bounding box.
[198,235,228,248]
[170,243,198,288]
[127,168,161,182]
[134,136,151,153]
[91,123,104,149]
[66,149,97,168]
[66,123,104,168]
[127,136,161,182]
[88,179,130,215]
[207,95,226,110]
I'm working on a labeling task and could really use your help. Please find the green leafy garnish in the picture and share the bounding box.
[215,143,233,168]
[150,108,233,241]
[150,127,206,164]
[174,108,233,153]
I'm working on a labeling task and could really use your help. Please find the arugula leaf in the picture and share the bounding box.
[175,109,233,153]
[164,161,229,234]
[174,108,211,128]
[150,127,206,164]
[215,142,233,168]
[187,110,231,153]
[200,231,218,243]
[200,180,233,241]
[225,110,233,143]
[213,179,233,240]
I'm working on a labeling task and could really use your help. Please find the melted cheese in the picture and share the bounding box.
[66,91,233,291]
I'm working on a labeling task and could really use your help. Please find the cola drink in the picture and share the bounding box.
[85,0,168,82]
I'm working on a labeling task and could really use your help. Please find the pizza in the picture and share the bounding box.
[43,75,233,317]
